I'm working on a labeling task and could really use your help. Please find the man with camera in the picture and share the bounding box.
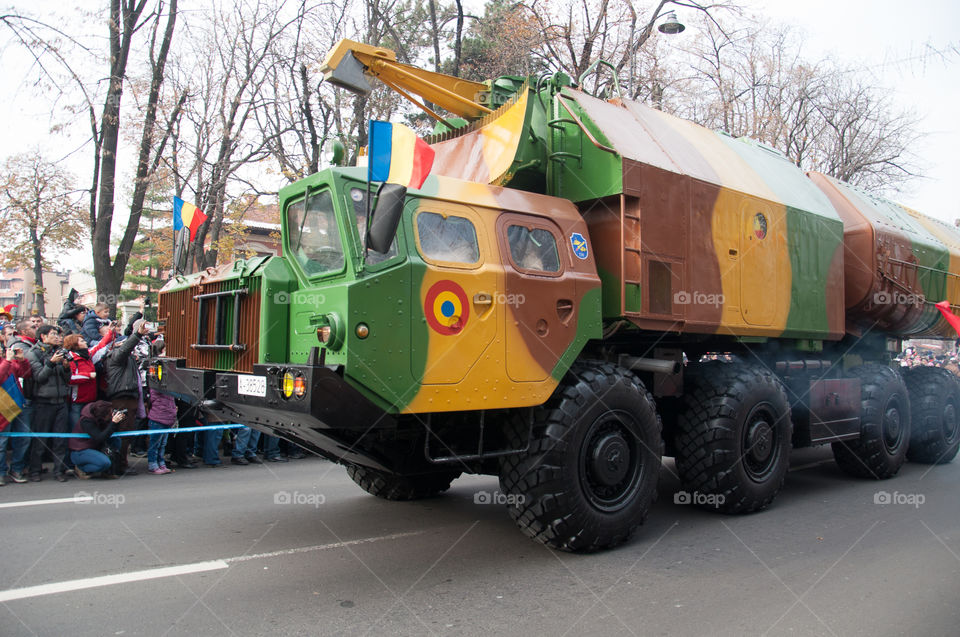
[103,318,151,475]
[25,325,72,482]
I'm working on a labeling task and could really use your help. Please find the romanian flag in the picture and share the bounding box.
[368,121,435,189]
[173,197,208,242]
[0,375,23,432]
[935,301,960,336]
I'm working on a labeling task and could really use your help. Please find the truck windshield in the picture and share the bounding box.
[287,189,345,276]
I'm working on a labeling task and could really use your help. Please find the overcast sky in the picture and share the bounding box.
[2,0,958,274]
[742,0,960,222]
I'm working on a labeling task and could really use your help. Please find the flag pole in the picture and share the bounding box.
[364,119,375,261]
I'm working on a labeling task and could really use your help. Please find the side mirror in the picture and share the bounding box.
[367,182,406,254]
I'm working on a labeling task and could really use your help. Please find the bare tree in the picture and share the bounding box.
[164,0,299,270]
[0,153,87,317]
[2,2,180,314]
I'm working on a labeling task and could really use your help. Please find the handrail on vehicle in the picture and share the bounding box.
[556,95,618,155]
[577,59,624,100]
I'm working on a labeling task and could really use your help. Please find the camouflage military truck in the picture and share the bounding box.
[149,40,960,552]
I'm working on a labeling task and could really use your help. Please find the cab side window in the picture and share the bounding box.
[506,225,560,273]
[416,212,480,264]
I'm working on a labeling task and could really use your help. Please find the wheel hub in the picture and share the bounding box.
[590,433,630,486]
[746,420,774,464]
[943,403,959,441]
[883,404,902,448]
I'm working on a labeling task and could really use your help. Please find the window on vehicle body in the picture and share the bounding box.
[415,210,481,266]
[505,224,561,274]
[286,189,346,277]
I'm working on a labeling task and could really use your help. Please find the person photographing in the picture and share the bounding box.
[69,401,124,478]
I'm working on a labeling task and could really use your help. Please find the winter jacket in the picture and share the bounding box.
[147,390,177,426]
[82,314,111,345]
[0,357,30,384]
[103,331,144,399]
[58,318,82,335]
[66,333,114,404]
[69,401,116,452]
[26,342,71,402]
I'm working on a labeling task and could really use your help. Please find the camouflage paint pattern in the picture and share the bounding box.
[809,172,960,338]
[555,90,845,340]
[158,68,960,421]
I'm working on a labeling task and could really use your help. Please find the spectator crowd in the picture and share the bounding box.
[0,297,304,487]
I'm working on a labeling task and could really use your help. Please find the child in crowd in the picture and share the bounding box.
[145,340,177,475]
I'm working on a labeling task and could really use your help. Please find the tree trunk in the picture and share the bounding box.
[30,226,45,318]
[90,0,177,315]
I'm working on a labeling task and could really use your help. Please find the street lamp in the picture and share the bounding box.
[658,11,685,35]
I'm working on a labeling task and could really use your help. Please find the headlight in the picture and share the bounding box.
[314,312,345,350]
[317,325,332,344]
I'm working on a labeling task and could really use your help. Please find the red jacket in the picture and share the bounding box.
[67,332,114,404]
[0,358,31,384]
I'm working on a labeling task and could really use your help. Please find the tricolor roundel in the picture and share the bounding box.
[424,280,470,335]
[753,213,768,240]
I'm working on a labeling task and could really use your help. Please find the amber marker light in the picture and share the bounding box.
[281,370,295,399]
[356,323,370,339]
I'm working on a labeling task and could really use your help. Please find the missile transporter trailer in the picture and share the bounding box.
[150,40,960,552]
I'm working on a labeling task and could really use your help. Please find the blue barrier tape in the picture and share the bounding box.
[0,423,246,439]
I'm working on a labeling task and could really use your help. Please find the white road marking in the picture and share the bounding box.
[0,496,94,509]
[0,530,425,602]
[226,530,424,563]
[0,561,229,603]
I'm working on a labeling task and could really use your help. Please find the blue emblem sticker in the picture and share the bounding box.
[570,232,589,260]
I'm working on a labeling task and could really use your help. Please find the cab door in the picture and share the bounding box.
[497,213,577,382]
[411,203,500,384]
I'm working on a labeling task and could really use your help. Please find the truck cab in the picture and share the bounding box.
[152,166,601,474]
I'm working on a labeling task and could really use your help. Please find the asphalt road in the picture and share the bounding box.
[1,447,958,637]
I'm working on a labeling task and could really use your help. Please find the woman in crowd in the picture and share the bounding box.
[69,400,123,479]
[63,331,115,429]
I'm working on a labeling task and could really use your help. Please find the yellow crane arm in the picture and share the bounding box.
[320,39,493,121]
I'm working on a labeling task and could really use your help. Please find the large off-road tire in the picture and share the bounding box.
[674,362,792,514]
[498,362,662,553]
[345,464,461,501]
[832,364,910,479]
[904,366,960,464]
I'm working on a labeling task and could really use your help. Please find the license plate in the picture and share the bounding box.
[237,375,267,397]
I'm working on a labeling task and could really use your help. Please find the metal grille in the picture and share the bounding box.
[159,278,261,373]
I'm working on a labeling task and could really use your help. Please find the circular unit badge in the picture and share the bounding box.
[753,212,768,240]
[424,280,470,335]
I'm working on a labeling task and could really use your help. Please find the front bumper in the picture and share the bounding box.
[148,358,397,470]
